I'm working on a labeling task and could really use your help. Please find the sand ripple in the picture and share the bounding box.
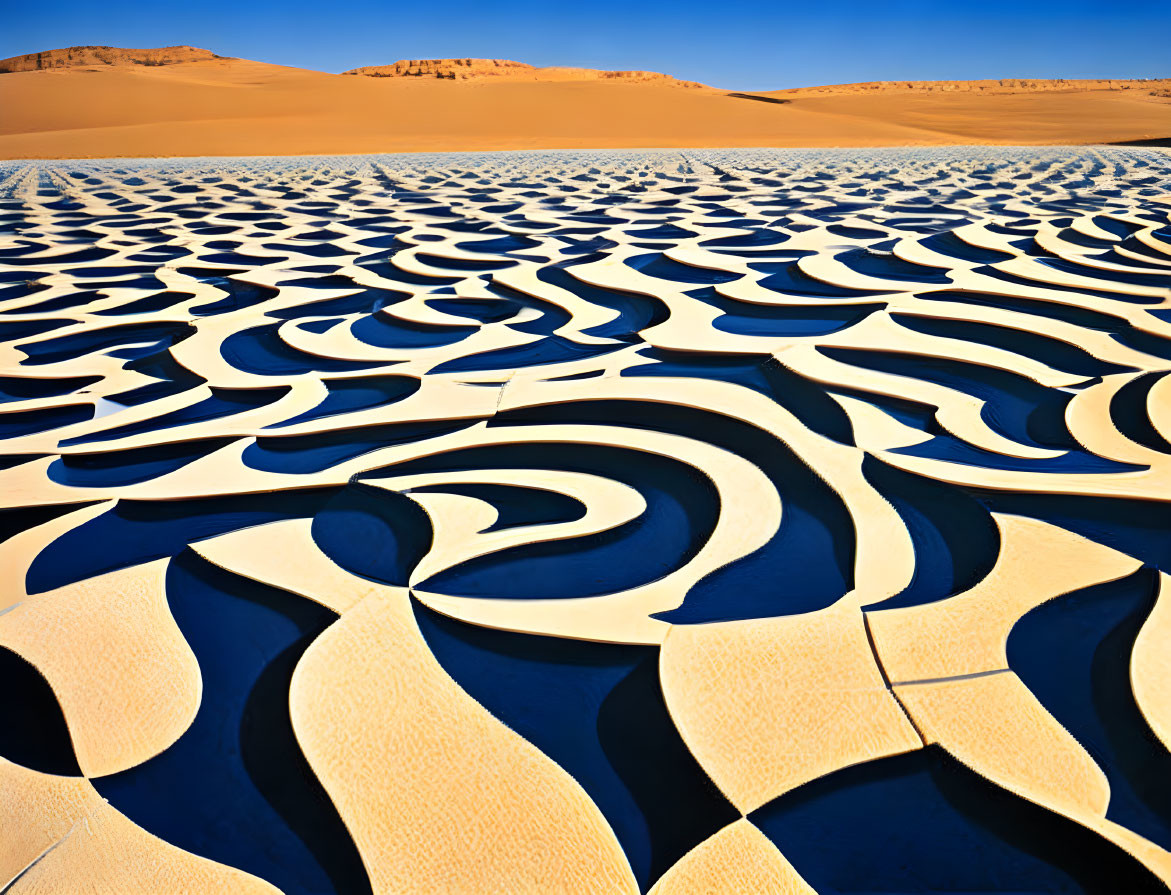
[1,147,1171,894]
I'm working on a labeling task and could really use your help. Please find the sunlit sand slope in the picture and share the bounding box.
[0,50,1167,158]
[0,147,1171,893]
[765,80,1171,144]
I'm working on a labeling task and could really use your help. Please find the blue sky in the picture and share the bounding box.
[4,0,1168,91]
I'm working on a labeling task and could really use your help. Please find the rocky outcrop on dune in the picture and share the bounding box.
[344,58,535,79]
[0,46,221,73]
[344,57,705,87]
[582,69,705,87]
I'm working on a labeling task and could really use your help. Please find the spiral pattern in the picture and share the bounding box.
[1,147,1171,893]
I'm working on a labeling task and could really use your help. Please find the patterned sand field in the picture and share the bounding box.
[0,147,1170,893]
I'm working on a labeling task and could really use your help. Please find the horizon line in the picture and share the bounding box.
[0,43,1167,91]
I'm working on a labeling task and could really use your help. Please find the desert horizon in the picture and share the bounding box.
[1,44,1168,159]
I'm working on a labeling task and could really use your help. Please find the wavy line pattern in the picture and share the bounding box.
[1,147,1171,893]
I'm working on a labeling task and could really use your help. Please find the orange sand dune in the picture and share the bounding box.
[0,47,1167,159]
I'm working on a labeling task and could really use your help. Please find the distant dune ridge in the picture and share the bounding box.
[771,77,1171,96]
[0,44,1167,158]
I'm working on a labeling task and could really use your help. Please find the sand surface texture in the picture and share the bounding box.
[0,147,1170,893]
[0,48,1168,158]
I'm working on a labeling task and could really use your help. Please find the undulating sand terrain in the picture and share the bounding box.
[0,46,1168,158]
[1,146,1171,893]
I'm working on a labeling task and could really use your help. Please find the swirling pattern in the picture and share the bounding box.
[1,147,1171,893]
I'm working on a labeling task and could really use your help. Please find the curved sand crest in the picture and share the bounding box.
[0,45,1167,158]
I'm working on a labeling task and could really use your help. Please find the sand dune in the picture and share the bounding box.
[0,46,1167,158]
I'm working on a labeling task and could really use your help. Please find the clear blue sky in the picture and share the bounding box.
[4,0,1169,91]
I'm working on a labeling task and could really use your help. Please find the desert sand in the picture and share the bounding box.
[0,46,1168,158]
